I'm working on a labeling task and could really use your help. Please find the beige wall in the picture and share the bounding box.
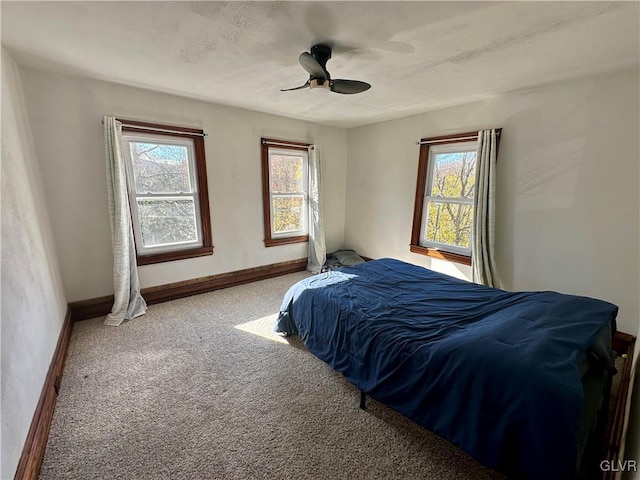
[18,67,348,302]
[345,68,639,335]
[1,50,68,479]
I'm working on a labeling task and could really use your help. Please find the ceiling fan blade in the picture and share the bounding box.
[299,52,327,80]
[330,79,371,94]
[280,80,310,92]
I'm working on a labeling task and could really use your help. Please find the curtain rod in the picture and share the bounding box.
[125,125,207,137]
[415,131,500,146]
[261,139,311,149]
[101,119,207,137]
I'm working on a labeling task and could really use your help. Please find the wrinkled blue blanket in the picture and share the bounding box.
[275,258,617,479]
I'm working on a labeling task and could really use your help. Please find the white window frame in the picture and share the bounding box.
[122,133,203,255]
[267,147,309,239]
[419,141,477,257]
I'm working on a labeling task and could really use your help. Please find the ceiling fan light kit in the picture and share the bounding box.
[309,79,330,91]
[281,43,371,95]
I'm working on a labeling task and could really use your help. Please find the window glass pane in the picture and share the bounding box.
[273,196,303,233]
[270,155,304,193]
[425,201,473,249]
[137,198,197,247]
[130,142,192,194]
[431,151,476,199]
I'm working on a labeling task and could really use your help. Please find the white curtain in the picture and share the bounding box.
[307,145,326,273]
[472,129,502,288]
[103,116,147,326]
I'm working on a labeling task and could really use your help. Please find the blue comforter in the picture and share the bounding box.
[275,258,618,479]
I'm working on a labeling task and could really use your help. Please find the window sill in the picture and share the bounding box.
[137,245,214,266]
[264,235,309,247]
[410,244,471,266]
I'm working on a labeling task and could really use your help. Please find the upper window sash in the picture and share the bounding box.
[424,142,478,197]
[123,134,198,194]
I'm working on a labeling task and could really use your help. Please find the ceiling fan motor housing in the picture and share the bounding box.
[310,45,331,67]
[310,44,332,85]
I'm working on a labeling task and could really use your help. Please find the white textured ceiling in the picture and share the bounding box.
[2,1,639,128]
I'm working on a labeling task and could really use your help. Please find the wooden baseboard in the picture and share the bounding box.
[67,295,113,323]
[14,307,73,480]
[69,258,308,322]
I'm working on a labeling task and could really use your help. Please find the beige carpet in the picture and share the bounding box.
[40,272,502,480]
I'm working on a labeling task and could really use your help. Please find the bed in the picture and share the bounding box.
[274,258,617,479]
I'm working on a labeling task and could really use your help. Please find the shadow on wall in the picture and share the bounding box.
[497,77,639,300]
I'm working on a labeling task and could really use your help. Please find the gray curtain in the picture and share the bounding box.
[307,145,326,273]
[103,116,147,326]
[472,129,502,288]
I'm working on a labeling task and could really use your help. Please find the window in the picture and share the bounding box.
[121,120,213,265]
[411,132,482,265]
[261,138,310,247]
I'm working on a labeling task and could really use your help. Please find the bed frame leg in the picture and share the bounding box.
[360,390,366,410]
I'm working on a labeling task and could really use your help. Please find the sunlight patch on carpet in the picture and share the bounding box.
[234,314,289,344]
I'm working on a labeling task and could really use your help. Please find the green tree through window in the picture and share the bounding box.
[270,154,304,233]
[425,150,476,249]
[261,138,310,247]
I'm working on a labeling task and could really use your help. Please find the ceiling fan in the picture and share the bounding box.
[281,44,371,95]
